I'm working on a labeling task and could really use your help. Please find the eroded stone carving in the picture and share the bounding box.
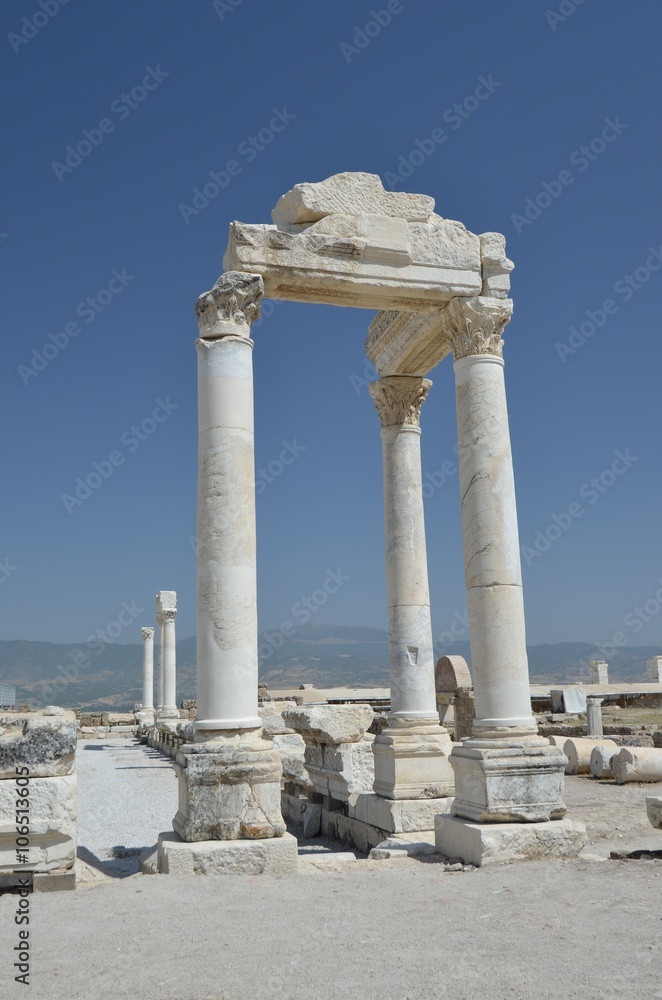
[194,271,263,339]
[446,295,513,360]
[369,376,432,428]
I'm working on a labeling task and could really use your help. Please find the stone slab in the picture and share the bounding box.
[272,172,435,226]
[350,793,454,834]
[32,870,76,892]
[157,831,299,875]
[282,704,374,743]
[369,833,438,860]
[435,814,587,867]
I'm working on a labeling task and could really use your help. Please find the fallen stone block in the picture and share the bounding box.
[304,735,375,800]
[564,738,617,775]
[282,704,374,744]
[302,803,322,839]
[259,704,295,736]
[271,733,311,788]
[612,747,662,784]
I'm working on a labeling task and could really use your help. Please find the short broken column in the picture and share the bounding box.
[586,697,604,737]
[157,270,296,876]
[564,738,617,775]
[612,747,662,784]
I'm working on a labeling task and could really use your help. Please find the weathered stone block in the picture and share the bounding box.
[350,792,454,834]
[304,736,375,801]
[0,773,77,873]
[646,796,662,829]
[271,733,311,788]
[0,712,76,779]
[282,704,374,744]
[157,831,298,875]
[259,704,295,736]
[173,731,286,842]
[435,814,587,867]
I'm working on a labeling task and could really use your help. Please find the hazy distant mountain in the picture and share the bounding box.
[0,625,658,711]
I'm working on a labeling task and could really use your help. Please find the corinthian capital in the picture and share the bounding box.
[161,609,177,624]
[141,627,154,641]
[194,271,264,339]
[446,296,513,361]
[369,376,432,429]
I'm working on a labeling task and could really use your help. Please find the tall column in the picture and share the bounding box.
[156,612,164,714]
[141,627,154,710]
[169,271,288,852]
[368,376,453,800]
[443,295,566,824]
[156,590,178,722]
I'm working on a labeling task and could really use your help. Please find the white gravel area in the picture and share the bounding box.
[76,738,178,863]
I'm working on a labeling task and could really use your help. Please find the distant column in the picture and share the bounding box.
[156,612,164,713]
[141,627,154,710]
[156,591,178,723]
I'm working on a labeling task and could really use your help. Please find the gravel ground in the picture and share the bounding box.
[2,741,662,999]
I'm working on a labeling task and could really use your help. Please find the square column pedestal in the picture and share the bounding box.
[157,729,298,875]
[360,718,456,839]
[434,739,587,866]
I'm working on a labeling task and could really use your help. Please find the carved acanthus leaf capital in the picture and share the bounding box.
[194,271,264,339]
[161,609,177,624]
[369,376,432,428]
[155,612,164,628]
[446,296,513,360]
[141,627,154,641]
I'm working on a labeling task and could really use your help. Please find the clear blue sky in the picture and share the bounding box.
[2,0,661,654]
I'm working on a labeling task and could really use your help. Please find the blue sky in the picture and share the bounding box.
[2,0,662,654]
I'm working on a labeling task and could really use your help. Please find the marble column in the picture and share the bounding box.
[141,627,154,710]
[443,295,566,823]
[156,612,164,715]
[170,271,287,848]
[156,591,178,724]
[368,376,453,800]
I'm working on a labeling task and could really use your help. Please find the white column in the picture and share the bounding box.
[156,612,164,712]
[194,271,262,732]
[369,376,438,721]
[448,296,537,740]
[161,608,178,718]
[141,627,154,710]
[368,376,453,801]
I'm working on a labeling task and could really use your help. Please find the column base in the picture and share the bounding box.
[157,831,298,875]
[449,740,567,822]
[350,792,454,834]
[172,729,287,842]
[435,814,587,867]
[372,718,454,799]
